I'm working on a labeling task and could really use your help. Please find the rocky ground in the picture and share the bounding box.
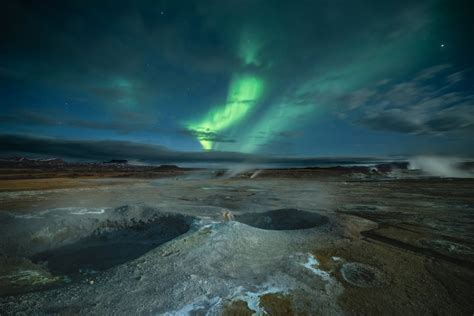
[0,166,473,315]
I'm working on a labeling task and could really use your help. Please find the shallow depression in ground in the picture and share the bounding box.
[235,209,329,230]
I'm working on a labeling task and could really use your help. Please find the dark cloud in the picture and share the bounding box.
[5,132,474,163]
[183,129,236,144]
[0,134,251,162]
[1,133,396,164]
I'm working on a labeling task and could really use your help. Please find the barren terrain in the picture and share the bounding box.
[0,164,473,315]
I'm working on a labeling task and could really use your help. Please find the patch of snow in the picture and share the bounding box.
[68,208,106,215]
[232,285,288,315]
[162,296,221,315]
[302,254,331,281]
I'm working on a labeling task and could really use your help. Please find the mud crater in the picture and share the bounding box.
[235,209,328,230]
[340,262,384,288]
[31,214,191,276]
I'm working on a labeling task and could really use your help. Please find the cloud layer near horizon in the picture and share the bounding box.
[2,134,473,164]
[0,134,253,163]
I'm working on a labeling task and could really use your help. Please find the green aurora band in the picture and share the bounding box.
[187,30,265,150]
[187,73,264,150]
[188,20,428,153]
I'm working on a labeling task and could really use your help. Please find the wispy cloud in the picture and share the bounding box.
[345,65,474,135]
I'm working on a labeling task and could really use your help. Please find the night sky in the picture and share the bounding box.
[1,0,473,161]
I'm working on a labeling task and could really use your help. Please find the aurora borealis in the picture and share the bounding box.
[187,31,265,151]
[1,0,473,161]
[187,73,264,150]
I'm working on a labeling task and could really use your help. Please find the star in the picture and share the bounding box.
[440,44,445,48]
